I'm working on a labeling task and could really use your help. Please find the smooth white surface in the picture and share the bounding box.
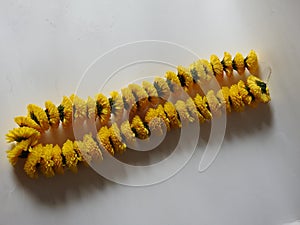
[1,0,300,225]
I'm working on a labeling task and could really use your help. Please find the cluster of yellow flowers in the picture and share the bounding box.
[5,50,271,178]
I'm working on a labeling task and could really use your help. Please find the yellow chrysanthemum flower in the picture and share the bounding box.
[217,86,231,113]
[144,107,164,136]
[120,120,136,145]
[62,140,81,173]
[229,84,245,112]
[163,101,181,129]
[52,144,64,174]
[109,123,126,154]
[247,75,271,103]
[131,115,149,140]
[222,52,233,77]
[95,93,111,126]
[233,52,245,75]
[98,126,114,155]
[237,80,252,105]
[142,81,160,107]
[153,77,170,100]
[6,138,33,166]
[142,80,158,97]
[14,116,42,132]
[24,144,43,178]
[45,101,60,128]
[128,83,149,110]
[6,127,40,143]
[193,94,212,120]
[175,100,194,123]
[71,95,87,123]
[210,55,223,78]
[177,66,193,89]
[27,104,49,131]
[58,96,73,128]
[121,87,136,111]
[128,84,148,100]
[156,104,170,131]
[40,144,55,178]
[165,70,181,94]
[200,59,214,78]
[79,133,103,162]
[245,50,258,75]
[75,141,89,164]
[186,97,205,123]
[206,90,223,117]
[109,91,124,121]
[189,60,212,82]
[86,96,96,120]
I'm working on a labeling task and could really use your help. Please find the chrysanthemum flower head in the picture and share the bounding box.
[109,123,126,153]
[128,83,149,110]
[156,104,170,131]
[233,52,245,75]
[229,84,245,112]
[71,95,87,123]
[142,81,160,107]
[62,140,81,173]
[237,80,252,105]
[210,55,223,78]
[177,66,193,89]
[27,104,49,131]
[109,91,124,121]
[247,75,271,103]
[189,60,212,82]
[165,71,181,94]
[24,144,43,178]
[98,126,114,155]
[193,94,212,120]
[217,86,231,113]
[81,133,103,161]
[206,90,223,117]
[6,138,33,166]
[120,120,136,146]
[86,96,96,121]
[145,108,164,136]
[95,93,111,126]
[52,144,64,174]
[153,77,170,100]
[245,50,258,75]
[14,116,42,132]
[45,101,60,128]
[121,87,135,110]
[163,102,181,129]
[58,96,73,128]
[6,127,40,143]
[40,144,55,178]
[175,100,194,123]
[131,115,149,140]
[222,52,233,77]
[186,97,205,123]
[200,59,214,78]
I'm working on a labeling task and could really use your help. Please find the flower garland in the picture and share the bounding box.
[5,50,270,178]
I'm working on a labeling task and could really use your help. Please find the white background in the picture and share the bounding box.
[1,0,300,225]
